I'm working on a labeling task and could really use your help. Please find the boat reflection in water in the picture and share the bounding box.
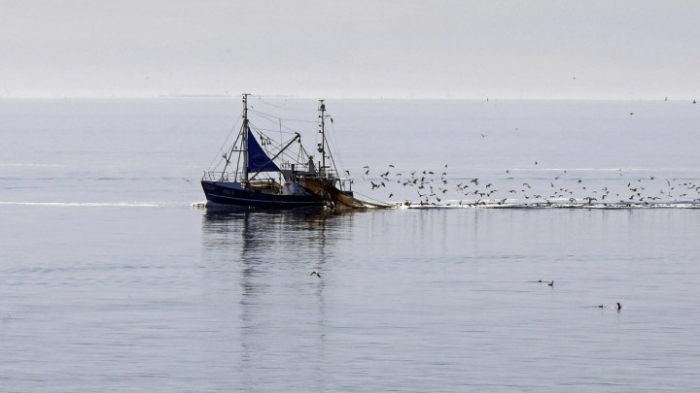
[200,208,357,388]
[201,207,354,254]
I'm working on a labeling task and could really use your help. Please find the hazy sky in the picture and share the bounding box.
[1,0,699,99]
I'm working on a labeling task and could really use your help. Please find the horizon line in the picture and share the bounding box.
[0,93,693,102]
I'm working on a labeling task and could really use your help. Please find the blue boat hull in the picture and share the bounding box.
[201,181,325,209]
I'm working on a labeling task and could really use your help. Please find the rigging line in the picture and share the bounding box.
[208,115,242,170]
[249,109,318,125]
[279,118,318,124]
[249,126,300,156]
[255,128,289,140]
[326,120,347,177]
[249,107,316,122]
[248,126,297,150]
[251,127,298,135]
[257,97,316,113]
[248,111,313,134]
[353,191,393,207]
[298,143,311,162]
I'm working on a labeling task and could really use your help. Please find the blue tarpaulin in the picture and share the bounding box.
[247,130,280,172]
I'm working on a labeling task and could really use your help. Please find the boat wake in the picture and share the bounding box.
[0,201,176,208]
[191,201,208,209]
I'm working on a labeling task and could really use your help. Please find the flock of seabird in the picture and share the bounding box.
[356,163,700,209]
[354,99,699,209]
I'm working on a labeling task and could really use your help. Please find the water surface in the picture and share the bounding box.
[1,98,699,392]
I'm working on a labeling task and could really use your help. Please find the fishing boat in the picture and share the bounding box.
[201,94,372,210]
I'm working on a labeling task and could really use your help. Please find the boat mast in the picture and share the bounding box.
[318,99,326,178]
[242,93,250,185]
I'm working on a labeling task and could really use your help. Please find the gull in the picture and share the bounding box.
[310,271,321,278]
[548,281,554,287]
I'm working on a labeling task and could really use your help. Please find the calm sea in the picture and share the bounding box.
[1,98,700,392]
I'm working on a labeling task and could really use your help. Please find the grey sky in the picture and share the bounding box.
[1,0,698,99]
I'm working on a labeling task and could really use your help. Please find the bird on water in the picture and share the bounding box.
[596,303,622,310]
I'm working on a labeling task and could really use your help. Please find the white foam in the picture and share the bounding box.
[401,200,700,210]
[0,201,164,207]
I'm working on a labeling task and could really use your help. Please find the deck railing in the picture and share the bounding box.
[203,169,353,191]
[202,171,240,182]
